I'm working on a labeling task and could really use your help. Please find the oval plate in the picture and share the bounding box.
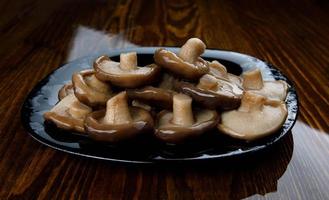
[21,47,298,164]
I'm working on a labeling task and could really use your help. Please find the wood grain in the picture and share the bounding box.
[0,0,329,199]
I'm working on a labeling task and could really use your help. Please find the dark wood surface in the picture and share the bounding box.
[0,0,329,199]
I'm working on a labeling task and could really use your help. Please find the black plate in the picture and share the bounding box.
[21,47,298,164]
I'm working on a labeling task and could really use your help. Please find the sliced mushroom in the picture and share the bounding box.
[44,94,92,133]
[174,74,243,110]
[154,38,209,80]
[84,92,154,142]
[72,69,112,107]
[217,91,288,141]
[127,86,174,110]
[242,68,288,100]
[93,52,161,88]
[208,60,242,87]
[155,93,219,144]
[58,82,74,100]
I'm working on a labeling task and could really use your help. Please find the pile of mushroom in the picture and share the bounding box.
[44,37,289,144]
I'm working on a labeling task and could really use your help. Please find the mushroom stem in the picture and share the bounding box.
[178,38,206,64]
[238,92,266,112]
[242,68,264,90]
[120,52,137,71]
[103,92,132,124]
[197,74,219,91]
[172,93,194,126]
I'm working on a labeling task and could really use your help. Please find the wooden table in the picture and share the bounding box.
[1,0,328,199]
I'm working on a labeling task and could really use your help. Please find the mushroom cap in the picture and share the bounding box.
[58,82,74,100]
[44,94,92,133]
[72,69,112,107]
[173,76,242,110]
[93,55,161,88]
[217,92,288,141]
[154,48,209,80]
[84,107,154,143]
[126,86,174,110]
[155,109,219,144]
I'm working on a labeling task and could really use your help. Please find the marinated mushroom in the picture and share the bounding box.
[72,69,112,107]
[127,86,174,110]
[155,93,219,144]
[242,68,288,100]
[217,91,288,141]
[58,82,74,100]
[154,38,209,80]
[44,94,92,133]
[174,74,243,110]
[208,60,242,87]
[84,92,154,142]
[93,52,161,88]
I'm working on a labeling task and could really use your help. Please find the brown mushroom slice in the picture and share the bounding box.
[217,92,288,141]
[127,86,174,110]
[72,69,112,107]
[242,68,288,100]
[93,52,161,88]
[208,60,242,87]
[154,38,209,80]
[58,82,74,100]
[44,94,92,133]
[174,74,242,110]
[84,92,154,142]
[155,93,219,144]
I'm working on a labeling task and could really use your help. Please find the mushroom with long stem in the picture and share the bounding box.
[84,92,154,142]
[242,68,288,100]
[94,52,161,88]
[155,93,219,144]
[154,38,209,80]
[217,91,288,141]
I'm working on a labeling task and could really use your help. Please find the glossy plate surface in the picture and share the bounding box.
[21,47,298,163]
